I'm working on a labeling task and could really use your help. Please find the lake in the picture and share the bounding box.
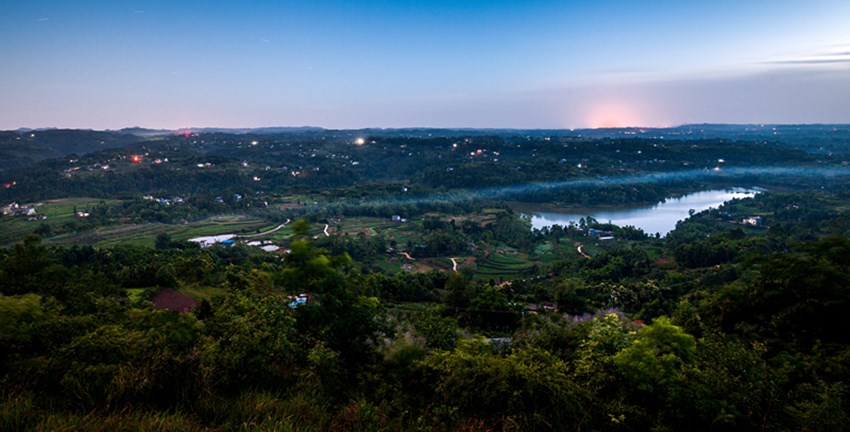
[528,188,760,236]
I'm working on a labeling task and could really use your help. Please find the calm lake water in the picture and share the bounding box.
[528,188,760,236]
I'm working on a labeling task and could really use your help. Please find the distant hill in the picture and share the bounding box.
[0,129,144,172]
[2,124,849,174]
[116,126,325,136]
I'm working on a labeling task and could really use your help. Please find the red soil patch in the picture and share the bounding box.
[152,289,199,313]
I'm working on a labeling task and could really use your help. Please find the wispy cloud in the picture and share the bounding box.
[761,44,850,67]
[37,17,49,22]
[766,58,850,65]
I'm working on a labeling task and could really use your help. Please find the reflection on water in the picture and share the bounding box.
[529,188,760,237]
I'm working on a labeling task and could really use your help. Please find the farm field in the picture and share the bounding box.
[49,214,272,248]
[0,198,120,246]
[473,252,536,281]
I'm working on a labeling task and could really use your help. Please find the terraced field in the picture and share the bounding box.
[51,215,272,248]
[474,252,536,280]
[0,198,120,245]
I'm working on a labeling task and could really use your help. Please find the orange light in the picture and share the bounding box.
[131,155,142,163]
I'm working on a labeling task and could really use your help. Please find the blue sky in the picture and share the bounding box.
[1,0,848,129]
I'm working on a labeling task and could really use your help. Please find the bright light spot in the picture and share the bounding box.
[718,159,725,163]
[130,155,142,163]
[251,141,259,146]
[713,166,722,171]
[354,138,366,145]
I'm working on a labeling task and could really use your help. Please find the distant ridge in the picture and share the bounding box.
[115,126,326,136]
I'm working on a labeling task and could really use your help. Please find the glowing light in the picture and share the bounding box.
[354,138,366,145]
[585,101,644,129]
[130,155,142,163]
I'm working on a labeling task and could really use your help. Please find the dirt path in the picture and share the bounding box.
[238,219,290,239]
[323,224,330,237]
[401,252,415,261]
[450,257,459,272]
[577,243,590,259]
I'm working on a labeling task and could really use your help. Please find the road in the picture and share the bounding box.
[236,219,290,239]
[450,257,459,272]
[577,243,590,259]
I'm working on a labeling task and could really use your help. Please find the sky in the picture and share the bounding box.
[1,0,849,130]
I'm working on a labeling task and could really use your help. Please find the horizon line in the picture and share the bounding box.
[7,122,850,134]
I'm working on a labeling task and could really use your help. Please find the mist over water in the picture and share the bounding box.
[528,189,759,236]
[334,166,850,211]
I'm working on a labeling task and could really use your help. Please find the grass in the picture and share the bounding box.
[580,243,604,257]
[474,252,535,280]
[0,198,120,246]
[179,284,227,302]
[375,257,403,273]
[46,215,272,248]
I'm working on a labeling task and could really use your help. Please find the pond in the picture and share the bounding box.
[527,188,760,237]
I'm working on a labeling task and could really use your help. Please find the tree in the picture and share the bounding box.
[155,232,173,249]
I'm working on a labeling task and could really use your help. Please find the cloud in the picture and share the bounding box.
[766,58,850,65]
[760,44,850,66]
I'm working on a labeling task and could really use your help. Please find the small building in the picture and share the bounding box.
[2,203,37,217]
[287,293,315,308]
[743,216,763,226]
[188,234,236,248]
[391,215,402,222]
[588,228,614,238]
[152,289,199,313]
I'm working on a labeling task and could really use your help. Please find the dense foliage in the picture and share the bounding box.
[2,128,850,430]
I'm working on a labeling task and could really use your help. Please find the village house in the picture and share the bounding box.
[2,202,37,217]
[152,289,199,313]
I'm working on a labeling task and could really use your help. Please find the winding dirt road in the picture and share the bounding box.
[577,243,590,259]
[238,219,290,239]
